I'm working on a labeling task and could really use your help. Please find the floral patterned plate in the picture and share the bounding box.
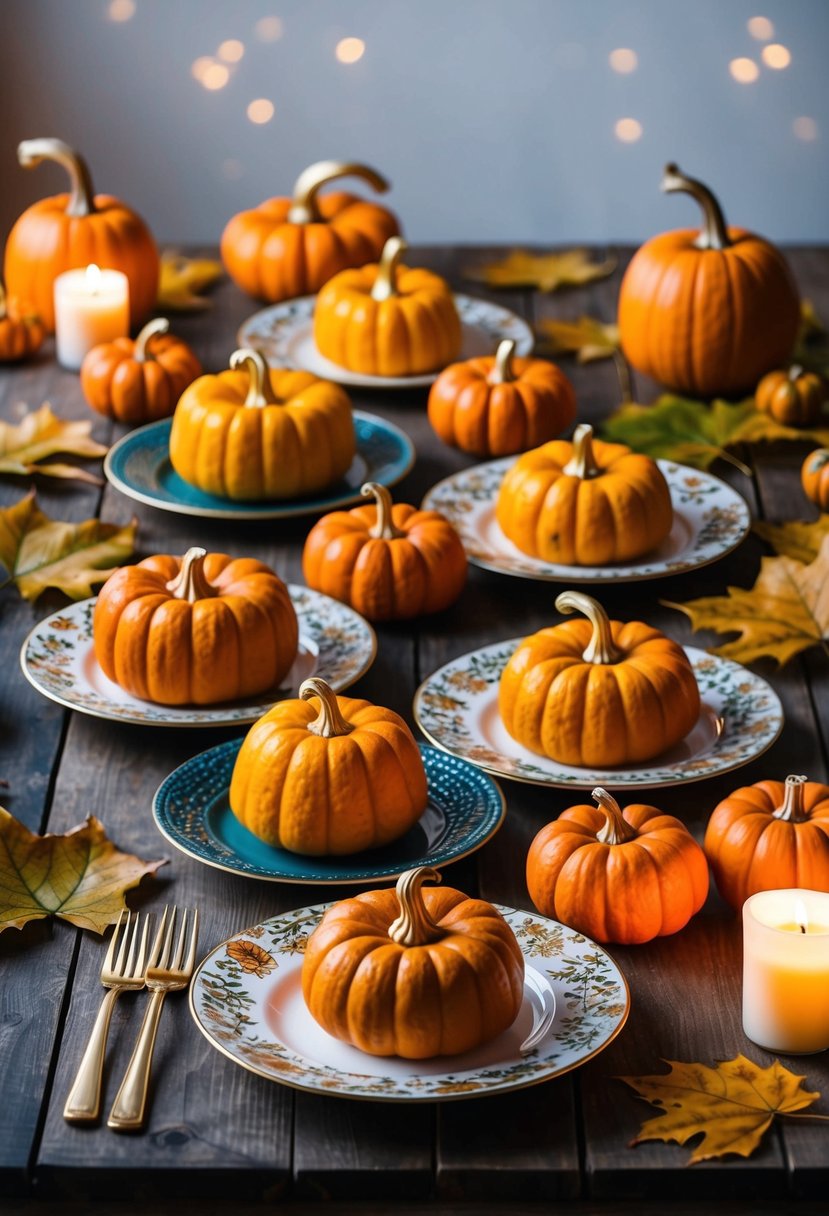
[413,643,783,789]
[20,588,376,728]
[237,294,534,389]
[421,458,750,583]
[189,902,629,1100]
[154,741,505,884]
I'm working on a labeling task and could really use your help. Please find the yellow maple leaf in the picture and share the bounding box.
[157,250,223,311]
[0,403,107,484]
[754,515,829,563]
[620,1055,823,1165]
[536,315,620,363]
[464,248,616,293]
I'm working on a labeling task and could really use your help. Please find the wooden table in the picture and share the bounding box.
[2,245,829,1210]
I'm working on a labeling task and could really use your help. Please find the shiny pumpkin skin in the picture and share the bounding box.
[495,437,673,565]
[755,368,826,427]
[801,447,829,510]
[169,368,355,500]
[526,801,709,944]
[302,885,525,1056]
[229,694,428,854]
[93,553,298,706]
[80,332,202,424]
[704,779,829,910]
[0,309,44,362]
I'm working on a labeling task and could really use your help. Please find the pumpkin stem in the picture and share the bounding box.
[488,339,517,385]
[388,867,445,946]
[371,237,407,302]
[612,350,634,405]
[555,591,624,665]
[592,788,638,845]
[17,138,96,218]
[133,317,169,363]
[661,162,729,252]
[229,347,278,407]
[788,364,805,383]
[287,160,390,225]
[774,774,810,823]
[362,482,405,539]
[166,547,216,603]
[300,677,355,738]
[562,424,601,479]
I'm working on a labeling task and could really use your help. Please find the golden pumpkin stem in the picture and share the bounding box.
[555,591,624,665]
[562,424,601,480]
[592,788,638,845]
[371,236,407,302]
[229,347,278,407]
[774,774,809,823]
[17,137,96,218]
[388,867,445,947]
[133,317,169,363]
[661,162,729,252]
[788,364,804,382]
[361,482,405,540]
[488,339,517,385]
[287,160,390,225]
[166,547,216,603]
[300,677,355,738]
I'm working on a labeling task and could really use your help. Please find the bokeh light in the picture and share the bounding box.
[247,98,275,124]
[218,39,245,63]
[191,56,214,82]
[108,0,135,21]
[255,16,283,42]
[615,118,643,143]
[747,16,774,40]
[729,57,759,83]
[609,48,638,74]
[793,116,819,142]
[762,43,791,69]
[336,37,365,64]
[202,63,230,90]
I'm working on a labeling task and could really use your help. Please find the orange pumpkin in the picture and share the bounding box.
[313,237,461,376]
[0,282,44,362]
[93,546,298,705]
[4,138,159,331]
[221,160,400,302]
[229,678,428,854]
[427,339,577,456]
[755,365,827,428]
[302,481,467,621]
[704,774,829,910]
[618,163,800,398]
[499,590,700,767]
[801,447,829,511]
[526,787,709,944]
[302,866,525,1057]
[80,318,202,424]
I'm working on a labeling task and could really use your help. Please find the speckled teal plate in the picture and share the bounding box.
[153,742,505,884]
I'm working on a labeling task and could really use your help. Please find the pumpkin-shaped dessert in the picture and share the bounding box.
[169,348,355,500]
[80,318,202,424]
[313,237,461,376]
[526,787,708,944]
[618,163,800,398]
[302,482,467,621]
[4,138,159,331]
[802,448,829,511]
[427,339,577,457]
[0,282,44,362]
[229,678,428,854]
[221,159,400,302]
[704,774,829,910]
[302,866,525,1057]
[496,423,673,565]
[499,590,700,767]
[93,546,298,705]
[756,365,827,428]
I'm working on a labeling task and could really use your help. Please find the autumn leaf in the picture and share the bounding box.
[157,250,223,311]
[754,515,829,563]
[536,316,621,363]
[0,808,165,934]
[0,403,107,484]
[0,491,137,602]
[464,248,616,293]
[620,1055,824,1165]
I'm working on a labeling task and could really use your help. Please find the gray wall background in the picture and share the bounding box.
[1,0,827,248]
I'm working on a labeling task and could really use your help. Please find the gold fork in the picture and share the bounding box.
[107,906,199,1132]
[63,909,153,1123]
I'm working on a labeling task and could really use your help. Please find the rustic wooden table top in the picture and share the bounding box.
[2,245,828,1210]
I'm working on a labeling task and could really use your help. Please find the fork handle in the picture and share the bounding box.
[63,987,121,1123]
[107,989,167,1131]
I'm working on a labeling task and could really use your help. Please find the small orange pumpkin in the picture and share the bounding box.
[0,282,44,362]
[80,318,202,424]
[755,365,827,428]
[801,447,829,511]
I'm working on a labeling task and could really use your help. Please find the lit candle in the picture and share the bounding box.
[54,264,129,370]
[743,889,829,1054]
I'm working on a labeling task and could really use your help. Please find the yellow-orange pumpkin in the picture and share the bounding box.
[80,318,202,424]
[801,447,829,511]
[755,365,827,428]
[0,282,44,362]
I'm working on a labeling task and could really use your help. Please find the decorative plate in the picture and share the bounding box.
[422,458,751,583]
[153,741,505,884]
[414,643,783,789]
[20,588,376,728]
[189,902,629,1100]
[103,411,414,520]
[237,294,534,389]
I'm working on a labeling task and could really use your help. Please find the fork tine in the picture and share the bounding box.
[146,905,170,969]
[103,909,126,974]
[171,909,188,971]
[123,912,140,977]
[131,913,152,979]
[156,905,178,970]
[113,911,132,974]
[183,908,199,974]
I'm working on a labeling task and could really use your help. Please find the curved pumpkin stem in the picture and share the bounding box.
[788,365,805,383]
[774,774,810,823]
[389,867,445,946]
[300,677,354,737]
[661,163,729,252]
[371,237,406,302]
[229,348,278,407]
[166,547,216,602]
[592,788,638,845]
[133,317,169,363]
[555,591,624,665]
[488,339,517,385]
[362,482,405,539]
[562,424,601,479]
[17,138,96,218]
[287,160,390,225]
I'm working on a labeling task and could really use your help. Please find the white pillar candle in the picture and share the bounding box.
[743,888,829,1054]
[54,265,130,370]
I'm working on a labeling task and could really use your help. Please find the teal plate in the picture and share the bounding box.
[153,742,505,884]
[104,410,415,520]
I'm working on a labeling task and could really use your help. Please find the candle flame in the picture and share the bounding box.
[85,264,102,294]
[795,897,809,933]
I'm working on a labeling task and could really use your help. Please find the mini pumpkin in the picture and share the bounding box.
[496,423,673,565]
[755,365,827,428]
[801,447,829,511]
[313,237,461,376]
[302,481,467,621]
[221,160,400,302]
[80,318,202,424]
[526,787,708,944]
[302,866,525,1057]
[499,590,700,767]
[704,774,829,910]
[229,678,428,854]
[0,282,44,362]
[93,546,298,705]
[169,348,355,500]
[618,163,800,398]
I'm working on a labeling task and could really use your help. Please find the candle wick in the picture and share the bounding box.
[799,923,807,934]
